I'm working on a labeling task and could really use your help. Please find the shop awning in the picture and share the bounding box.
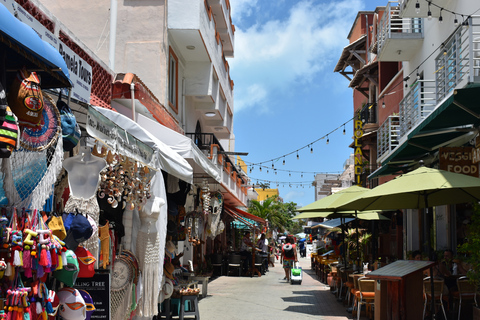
[224,207,255,228]
[89,106,193,183]
[371,84,480,179]
[136,114,221,183]
[224,206,266,226]
[313,218,355,229]
[0,3,71,88]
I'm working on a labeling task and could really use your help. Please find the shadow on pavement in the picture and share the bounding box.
[281,290,353,318]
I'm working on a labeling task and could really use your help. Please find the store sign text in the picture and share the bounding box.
[439,147,479,177]
[354,120,363,185]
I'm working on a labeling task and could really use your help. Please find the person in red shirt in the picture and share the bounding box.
[280,235,298,282]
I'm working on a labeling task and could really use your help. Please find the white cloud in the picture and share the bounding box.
[230,0,258,23]
[230,0,362,113]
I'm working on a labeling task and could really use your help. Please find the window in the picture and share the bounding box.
[168,47,178,114]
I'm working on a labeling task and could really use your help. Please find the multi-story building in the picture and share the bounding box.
[37,0,249,210]
[336,0,480,255]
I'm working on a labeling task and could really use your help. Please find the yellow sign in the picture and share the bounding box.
[354,120,363,185]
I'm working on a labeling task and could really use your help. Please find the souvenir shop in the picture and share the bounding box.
[0,3,226,320]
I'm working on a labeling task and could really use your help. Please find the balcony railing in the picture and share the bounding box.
[377,2,423,60]
[377,115,400,160]
[399,80,436,137]
[435,16,480,102]
[186,132,241,178]
[360,103,377,125]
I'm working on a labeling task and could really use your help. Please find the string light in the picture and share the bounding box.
[283,157,285,165]
[259,167,262,172]
[382,101,386,109]
[301,172,303,178]
[415,0,420,15]
[297,151,299,160]
[439,9,443,23]
[427,2,432,20]
[326,135,329,144]
[343,125,346,135]
[454,14,458,26]
[272,162,274,169]
[310,145,313,153]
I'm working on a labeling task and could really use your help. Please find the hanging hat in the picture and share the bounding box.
[165,241,176,259]
[54,250,79,287]
[75,246,96,278]
[78,289,95,320]
[64,213,93,251]
[163,278,174,300]
[164,262,175,280]
[57,288,86,320]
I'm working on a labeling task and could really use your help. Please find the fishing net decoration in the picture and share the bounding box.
[1,93,63,210]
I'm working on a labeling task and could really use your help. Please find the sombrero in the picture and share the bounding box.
[163,278,174,300]
[20,93,61,151]
[164,262,174,280]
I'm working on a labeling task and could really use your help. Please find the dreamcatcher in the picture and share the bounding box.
[2,93,63,210]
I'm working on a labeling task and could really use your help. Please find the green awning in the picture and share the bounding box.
[371,83,480,179]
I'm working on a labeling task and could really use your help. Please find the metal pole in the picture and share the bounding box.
[426,194,435,320]
[356,210,359,270]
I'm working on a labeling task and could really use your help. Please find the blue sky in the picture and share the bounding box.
[229,0,382,208]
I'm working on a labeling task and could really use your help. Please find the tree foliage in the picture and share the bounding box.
[248,196,298,233]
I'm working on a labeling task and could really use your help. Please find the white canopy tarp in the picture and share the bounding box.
[91,106,193,183]
[137,114,221,183]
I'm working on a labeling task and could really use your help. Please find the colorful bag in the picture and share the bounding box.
[7,68,44,127]
[0,106,19,158]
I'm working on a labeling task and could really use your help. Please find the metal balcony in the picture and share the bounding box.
[399,80,436,137]
[435,16,480,102]
[377,115,400,160]
[377,2,423,61]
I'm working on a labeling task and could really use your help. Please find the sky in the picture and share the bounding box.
[229,0,383,208]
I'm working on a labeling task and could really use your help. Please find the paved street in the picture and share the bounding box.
[198,255,355,320]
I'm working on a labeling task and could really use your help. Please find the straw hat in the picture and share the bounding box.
[165,241,176,259]
[164,262,175,279]
[163,278,174,300]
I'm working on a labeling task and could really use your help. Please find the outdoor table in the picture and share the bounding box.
[365,260,435,320]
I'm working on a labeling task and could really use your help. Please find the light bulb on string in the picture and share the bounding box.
[275,170,277,175]
[382,101,386,109]
[439,9,443,23]
[427,3,432,20]
[301,172,303,178]
[326,135,329,145]
[267,169,269,174]
[259,166,262,172]
[310,145,313,153]
[454,14,458,26]
[415,0,420,14]
[416,71,420,80]
[272,162,274,169]
[283,157,285,165]
[343,125,346,135]
[289,172,291,177]
[297,151,299,160]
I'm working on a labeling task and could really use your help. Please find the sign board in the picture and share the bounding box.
[75,273,110,320]
[87,106,155,167]
[354,120,364,185]
[439,147,479,177]
[2,0,92,103]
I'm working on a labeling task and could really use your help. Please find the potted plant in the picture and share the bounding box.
[457,202,480,319]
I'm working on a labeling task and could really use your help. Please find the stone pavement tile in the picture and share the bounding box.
[196,255,360,320]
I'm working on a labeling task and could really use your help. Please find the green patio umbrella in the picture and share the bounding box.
[337,165,480,319]
[291,211,337,220]
[296,186,371,269]
[297,185,370,212]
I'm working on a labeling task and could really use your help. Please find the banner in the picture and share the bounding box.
[87,106,155,167]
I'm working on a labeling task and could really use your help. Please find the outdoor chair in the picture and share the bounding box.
[452,276,478,320]
[254,254,265,275]
[227,254,242,276]
[356,276,375,320]
[423,277,448,320]
[210,253,224,276]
